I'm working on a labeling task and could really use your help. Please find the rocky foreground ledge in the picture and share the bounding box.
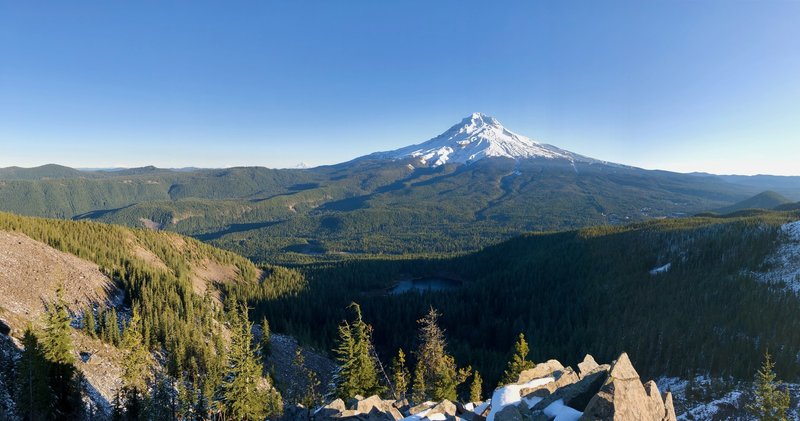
[290,352,675,421]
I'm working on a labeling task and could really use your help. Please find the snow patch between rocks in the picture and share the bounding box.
[486,376,554,421]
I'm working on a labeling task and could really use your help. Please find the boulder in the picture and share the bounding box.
[517,359,565,383]
[356,395,394,414]
[579,353,675,421]
[494,404,523,421]
[531,364,609,412]
[426,400,457,417]
[578,355,599,378]
[313,398,346,419]
[408,401,436,415]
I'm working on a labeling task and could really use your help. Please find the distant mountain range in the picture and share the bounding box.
[1,113,799,262]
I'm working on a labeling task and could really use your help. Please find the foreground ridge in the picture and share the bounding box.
[297,352,675,421]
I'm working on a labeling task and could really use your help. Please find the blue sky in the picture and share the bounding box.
[1,1,799,174]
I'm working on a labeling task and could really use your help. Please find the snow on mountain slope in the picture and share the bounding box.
[756,220,800,293]
[374,112,599,167]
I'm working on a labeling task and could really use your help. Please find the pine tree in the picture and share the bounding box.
[260,316,271,359]
[470,371,483,402]
[292,347,321,410]
[120,305,152,419]
[40,284,82,419]
[16,327,54,420]
[411,361,426,404]
[501,333,535,385]
[222,304,279,421]
[333,303,382,399]
[391,348,410,400]
[414,307,471,402]
[747,351,790,421]
[41,284,75,366]
[83,305,97,338]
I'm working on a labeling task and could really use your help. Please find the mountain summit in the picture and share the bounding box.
[376,112,593,167]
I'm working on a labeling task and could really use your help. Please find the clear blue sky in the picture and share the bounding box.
[1,1,799,174]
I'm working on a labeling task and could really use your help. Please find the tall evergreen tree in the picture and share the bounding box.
[119,305,152,419]
[40,284,82,419]
[16,327,54,420]
[411,361,426,405]
[333,303,383,399]
[292,348,321,410]
[748,351,790,421]
[260,316,271,359]
[391,348,410,401]
[222,304,279,421]
[413,308,471,402]
[470,371,483,403]
[500,333,535,385]
[82,305,97,339]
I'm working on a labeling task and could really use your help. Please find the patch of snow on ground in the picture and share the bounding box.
[756,220,800,294]
[544,399,583,421]
[650,263,672,276]
[677,390,743,421]
[486,377,554,421]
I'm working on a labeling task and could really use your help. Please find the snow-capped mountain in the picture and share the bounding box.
[374,112,596,167]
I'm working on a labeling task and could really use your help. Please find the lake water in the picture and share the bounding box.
[388,277,462,295]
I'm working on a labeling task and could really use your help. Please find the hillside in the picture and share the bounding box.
[237,211,800,391]
[713,190,792,214]
[0,212,296,419]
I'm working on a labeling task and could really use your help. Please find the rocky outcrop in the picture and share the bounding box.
[580,353,676,421]
[308,353,675,421]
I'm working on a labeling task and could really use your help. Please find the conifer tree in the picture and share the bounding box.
[470,371,483,402]
[391,348,410,401]
[83,305,97,338]
[748,351,790,421]
[501,333,535,385]
[222,304,279,421]
[260,316,271,359]
[120,305,152,419]
[411,361,426,404]
[292,347,321,410]
[16,327,54,420]
[414,307,471,402]
[41,284,82,419]
[333,303,382,399]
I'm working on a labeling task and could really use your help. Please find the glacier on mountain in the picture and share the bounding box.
[374,112,598,167]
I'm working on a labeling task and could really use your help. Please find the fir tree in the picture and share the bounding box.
[292,347,321,410]
[500,333,535,385]
[41,284,82,419]
[748,351,790,421]
[470,371,483,402]
[83,305,97,338]
[41,284,75,366]
[391,348,410,401]
[411,361,426,405]
[333,303,383,399]
[260,316,271,359]
[222,304,279,421]
[120,305,152,419]
[16,327,54,420]
[414,307,471,402]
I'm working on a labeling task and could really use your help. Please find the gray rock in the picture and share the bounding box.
[580,352,669,421]
[494,405,523,421]
[517,359,565,383]
[426,400,457,417]
[531,364,609,412]
[578,355,600,379]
